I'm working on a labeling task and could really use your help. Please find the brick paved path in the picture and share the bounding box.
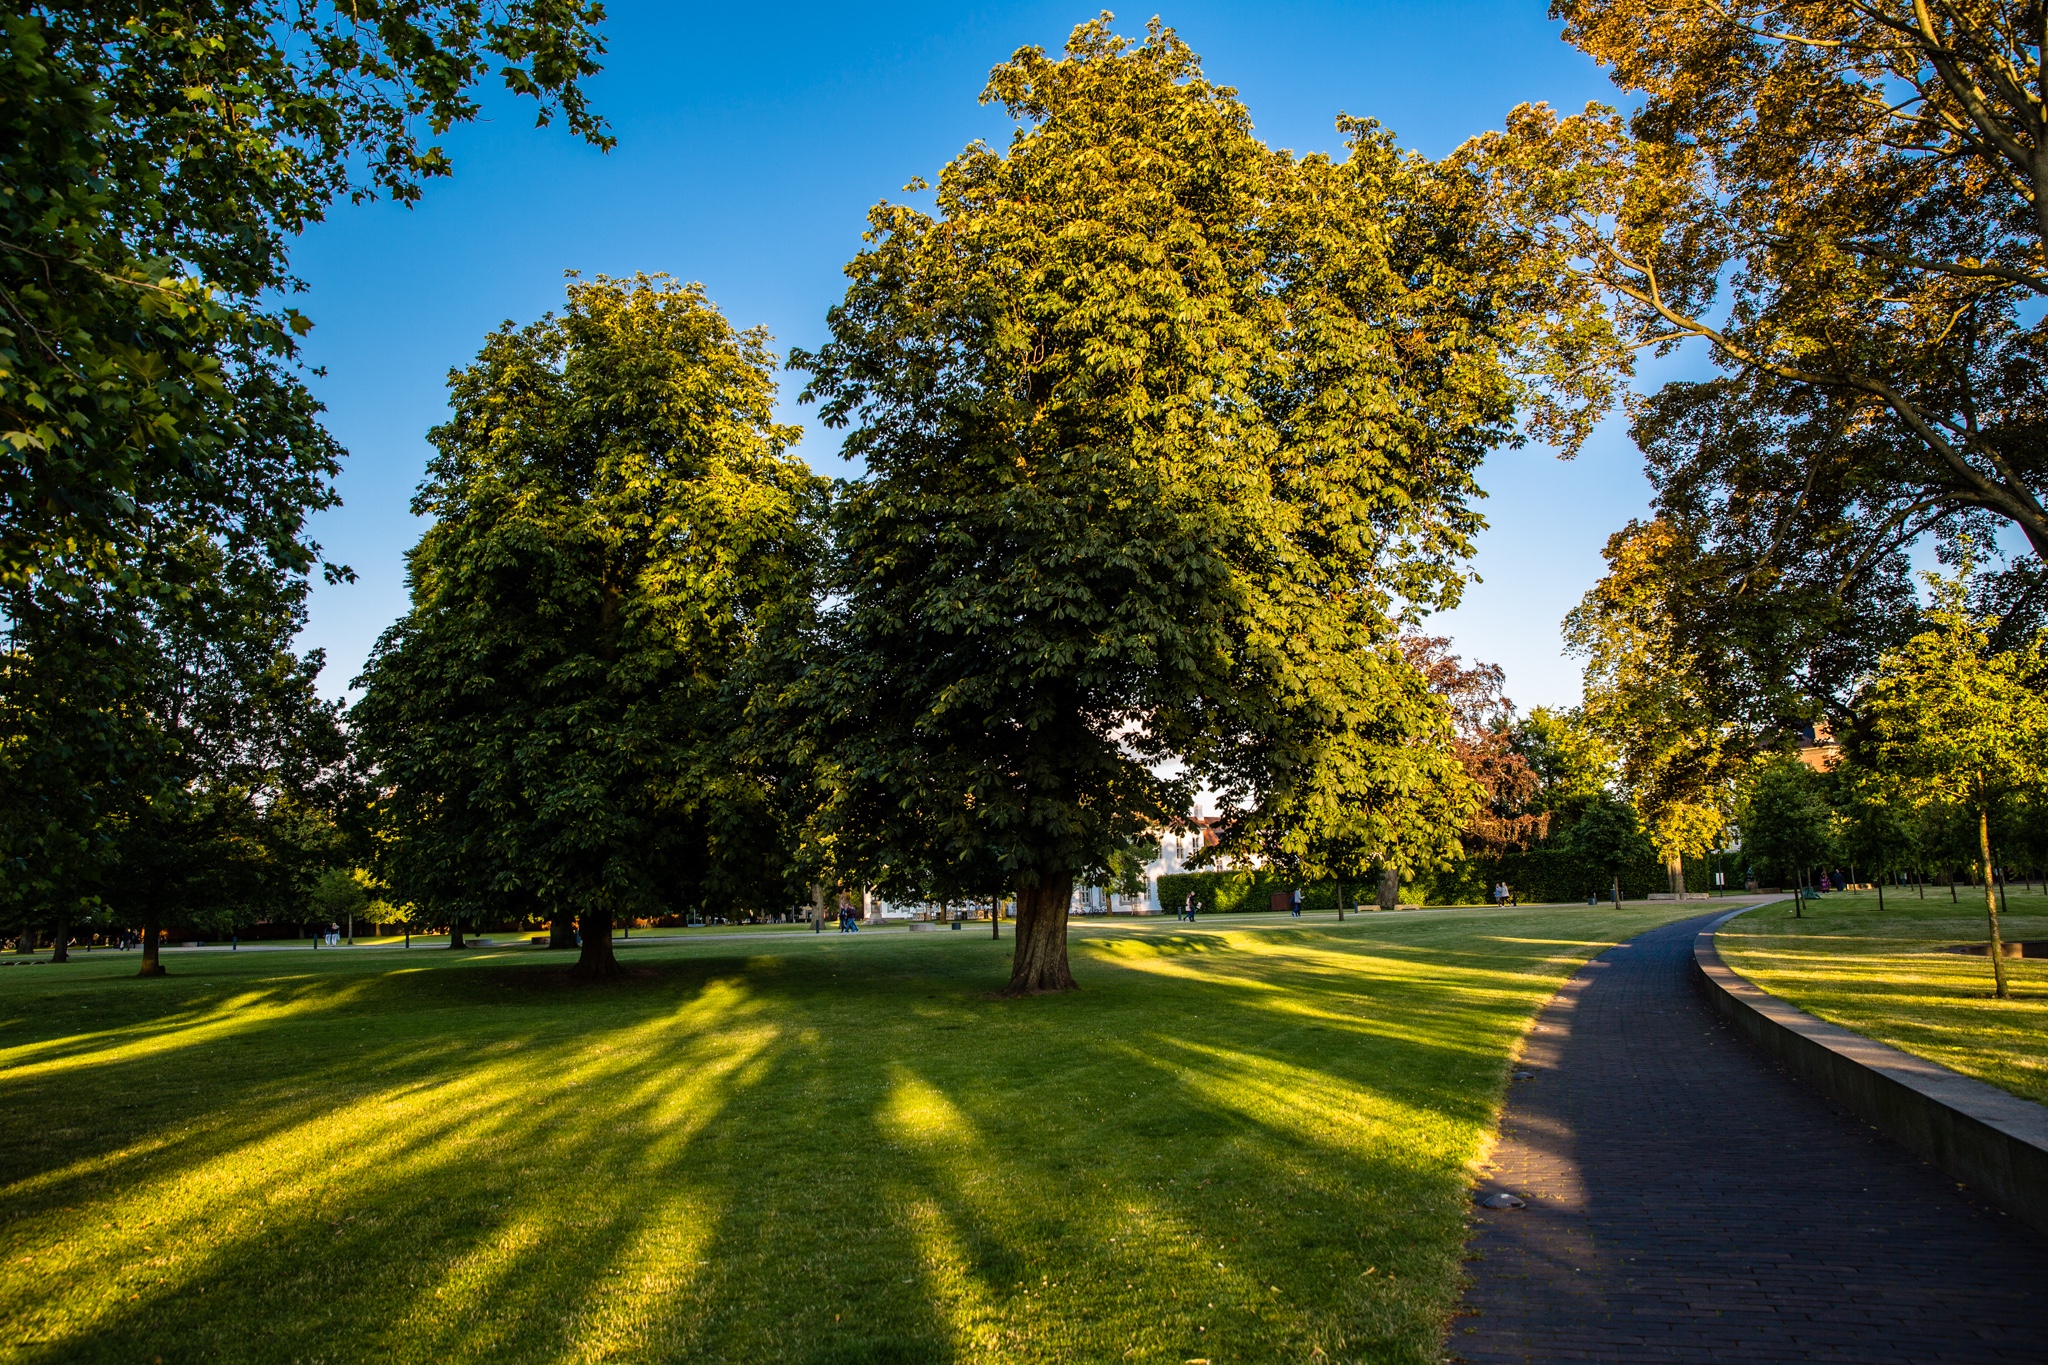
[1458,910,2048,1363]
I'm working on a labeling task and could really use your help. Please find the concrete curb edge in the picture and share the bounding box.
[1694,905,2048,1238]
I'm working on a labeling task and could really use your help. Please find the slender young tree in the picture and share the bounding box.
[1563,796,1654,907]
[1861,568,2048,998]
[354,276,825,980]
[792,19,1534,993]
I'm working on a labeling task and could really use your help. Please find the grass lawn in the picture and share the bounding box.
[1716,888,2048,1106]
[0,903,1706,1365]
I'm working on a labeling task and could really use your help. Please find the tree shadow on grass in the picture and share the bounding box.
[0,915,1634,1364]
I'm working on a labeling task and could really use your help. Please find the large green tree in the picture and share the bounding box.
[1860,567,2048,997]
[791,20,1531,994]
[1486,0,2048,560]
[1474,1,2048,750]
[354,276,825,979]
[0,0,609,963]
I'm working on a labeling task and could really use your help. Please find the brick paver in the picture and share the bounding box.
[1457,910,2048,1363]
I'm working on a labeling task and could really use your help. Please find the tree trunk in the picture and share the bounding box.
[1377,867,1399,911]
[991,896,1000,940]
[449,921,467,949]
[1002,875,1075,995]
[1665,851,1685,897]
[1337,878,1345,922]
[1978,805,2009,1000]
[574,905,621,980]
[1611,874,1621,909]
[548,912,576,949]
[138,913,165,977]
[50,909,68,963]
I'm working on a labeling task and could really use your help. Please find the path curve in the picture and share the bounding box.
[1457,909,2048,1363]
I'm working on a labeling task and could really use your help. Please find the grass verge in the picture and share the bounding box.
[1,904,1703,1365]
[1715,889,2048,1105]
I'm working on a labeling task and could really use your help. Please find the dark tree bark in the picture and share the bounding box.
[1002,875,1075,995]
[548,912,576,949]
[449,921,467,949]
[990,896,1000,940]
[1978,805,2009,1000]
[50,910,68,963]
[1377,867,1399,911]
[138,913,164,976]
[574,905,621,980]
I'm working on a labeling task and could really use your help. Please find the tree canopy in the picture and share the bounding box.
[2,0,610,593]
[1737,756,1834,891]
[1473,0,2048,756]
[1490,0,2048,558]
[353,275,824,978]
[1565,519,1744,890]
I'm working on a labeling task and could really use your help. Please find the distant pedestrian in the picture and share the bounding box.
[1290,887,1303,917]
[1494,881,1509,906]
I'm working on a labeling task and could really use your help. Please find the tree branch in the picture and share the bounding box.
[1589,252,2048,554]
[1840,240,2048,294]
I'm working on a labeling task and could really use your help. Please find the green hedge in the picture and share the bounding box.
[1157,845,1692,912]
[1154,870,1363,914]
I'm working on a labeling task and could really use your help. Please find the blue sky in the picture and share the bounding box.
[292,1,1667,710]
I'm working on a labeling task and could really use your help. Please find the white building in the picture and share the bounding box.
[1073,817,1261,915]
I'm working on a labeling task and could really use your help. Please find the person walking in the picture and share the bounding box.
[1290,887,1303,917]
